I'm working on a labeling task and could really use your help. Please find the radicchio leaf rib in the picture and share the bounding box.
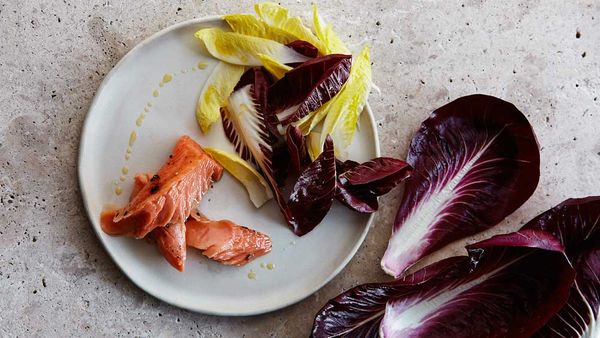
[285,125,309,174]
[313,232,575,338]
[381,94,540,277]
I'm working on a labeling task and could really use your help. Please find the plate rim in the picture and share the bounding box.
[78,15,381,316]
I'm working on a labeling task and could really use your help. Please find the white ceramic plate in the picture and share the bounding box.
[79,16,380,315]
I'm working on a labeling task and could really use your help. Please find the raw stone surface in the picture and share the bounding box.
[1,0,599,336]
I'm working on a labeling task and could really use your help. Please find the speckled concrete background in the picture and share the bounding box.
[1,0,599,336]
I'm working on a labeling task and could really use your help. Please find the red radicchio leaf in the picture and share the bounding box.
[313,230,575,338]
[223,80,336,236]
[221,67,293,224]
[335,159,377,213]
[287,40,319,58]
[339,157,413,196]
[381,94,540,278]
[522,197,600,338]
[269,54,352,125]
[334,158,412,214]
[287,135,336,235]
[312,256,466,338]
[336,183,379,213]
[285,125,309,174]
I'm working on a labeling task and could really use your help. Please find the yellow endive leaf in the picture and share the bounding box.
[254,2,326,54]
[196,62,245,133]
[319,46,372,157]
[257,53,292,80]
[204,147,273,208]
[195,28,309,66]
[312,3,350,54]
[223,14,298,44]
[307,131,322,161]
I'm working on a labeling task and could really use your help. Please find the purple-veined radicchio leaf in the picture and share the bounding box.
[221,67,293,225]
[285,125,309,174]
[522,197,600,338]
[287,135,336,235]
[313,230,574,338]
[312,256,466,338]
[380,231,573,338]
[381,94,540,277]
[287,40,319,58]
[269,54,351,125]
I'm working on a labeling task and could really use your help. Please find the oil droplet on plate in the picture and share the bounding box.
[121,166,129,175]
[266,263,275,270]
[144,106,150,113]
[147,102,153,107]
[153,89,159,97]
[125,153,131,160]
[162,73,174,83]
[136,115,144,127]
[191,67,197,71]
[197,62,208,69]
[129,131,137,147]
[126,147,133,154]
[115,186,123,196]
[119,175,126,182]
[247,270,256,280]
[260,263,265,269]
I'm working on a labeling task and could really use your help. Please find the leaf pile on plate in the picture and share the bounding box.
[311,95,600,337]
[195,2,372,151]
[193,3,403,236]
[219,67,410,236]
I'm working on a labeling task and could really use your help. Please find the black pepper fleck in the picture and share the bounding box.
[150,185,159,194]
[151,174,160,182]
[576,30,581,38]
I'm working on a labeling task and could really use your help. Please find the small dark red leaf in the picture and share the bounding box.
[269,54,352,125]
[336,183,378,213]
[286,40,319,58]
[339,157,412,195]
[287,135,336,235]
